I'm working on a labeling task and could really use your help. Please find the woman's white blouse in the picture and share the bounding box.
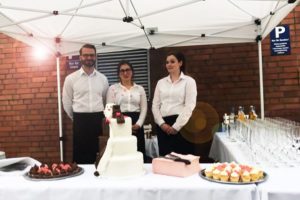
[106,83,147,127]
[152,73,197,131]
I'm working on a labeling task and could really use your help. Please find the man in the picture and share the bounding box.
[62,44,109,164]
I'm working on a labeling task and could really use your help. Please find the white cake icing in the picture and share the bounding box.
[96,103,144,178]
[109,118,132,137]
[102,154,144,177]
[107,135,137,155]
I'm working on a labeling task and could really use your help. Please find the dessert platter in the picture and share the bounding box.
[200,162,268,184]
[25,162,83,181]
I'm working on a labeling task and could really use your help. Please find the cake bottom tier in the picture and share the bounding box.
[101,152,144,178]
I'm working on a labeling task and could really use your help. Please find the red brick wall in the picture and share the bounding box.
[150,5,300,123]
[262,6,300,119]
[0,5,299,162]
[0,36,63,162]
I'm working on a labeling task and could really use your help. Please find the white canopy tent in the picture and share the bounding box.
[0,0,298,54]
[0,0,299,161]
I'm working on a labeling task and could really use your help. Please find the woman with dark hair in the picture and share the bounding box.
[152,52,197,156]
[106,60,147,159]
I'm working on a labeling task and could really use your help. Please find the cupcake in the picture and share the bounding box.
[212,162,221,168]
[230,171,240,182]
[224,166,232,174]
[212,169,221,180]
[204,166,214,178]
[232,166,241,175]
[220,170,229,182]
[222,162,229,167]
[250,168,260,181]
[216,164,225,172]
[241,171,251,182]
[253,167,264,179]
[229,161,237,169]
[240,164,252,173]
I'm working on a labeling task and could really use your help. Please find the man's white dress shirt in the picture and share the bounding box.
[62,68,109,120]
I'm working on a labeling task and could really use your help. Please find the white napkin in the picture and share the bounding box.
[0,157,41,176]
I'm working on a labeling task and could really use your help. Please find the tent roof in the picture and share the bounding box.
[0,0,299,55]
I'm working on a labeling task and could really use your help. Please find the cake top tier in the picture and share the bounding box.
[109,117,132,137]
[104,103,132,137]
[104,103,124,124]
[112,105,125,124]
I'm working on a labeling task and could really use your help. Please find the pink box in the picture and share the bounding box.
[152,152,201,177]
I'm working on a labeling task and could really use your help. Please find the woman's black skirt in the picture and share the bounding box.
[156,115,194,156]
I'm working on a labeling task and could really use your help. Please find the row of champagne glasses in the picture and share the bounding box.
[229,117,300,167]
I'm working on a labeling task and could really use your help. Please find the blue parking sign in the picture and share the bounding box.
[270,25,291,56]
[67,55,81,69]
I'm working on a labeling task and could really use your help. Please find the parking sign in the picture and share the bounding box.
[270,25,291,56]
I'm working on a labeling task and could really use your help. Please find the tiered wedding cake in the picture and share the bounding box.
[95,103,144,178]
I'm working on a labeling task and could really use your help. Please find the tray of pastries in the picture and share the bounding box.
[200,162,267,184]
[25,162,83,181]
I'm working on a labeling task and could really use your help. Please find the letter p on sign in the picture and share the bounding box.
[275,26,285,38]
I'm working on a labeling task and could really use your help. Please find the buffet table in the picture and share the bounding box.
[0,164,258,200]
[209,132,300,200]
[208,132,251,163]
[258,167,300,200]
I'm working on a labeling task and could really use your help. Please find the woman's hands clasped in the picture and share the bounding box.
[160,123,178,135]
[132,124,140,134]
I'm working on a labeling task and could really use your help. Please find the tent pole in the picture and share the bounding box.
[56,55,64,161]
[258,40,265,120]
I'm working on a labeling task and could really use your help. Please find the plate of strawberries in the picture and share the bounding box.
[25,162,83,180]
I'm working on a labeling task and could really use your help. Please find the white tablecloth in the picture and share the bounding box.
[258,167,300,200]
[209,132,300,200]
[0,164,258,200]
[209,132,254,164]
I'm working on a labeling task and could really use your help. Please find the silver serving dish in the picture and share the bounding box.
[199,169,268,185]
[24,167,84,181]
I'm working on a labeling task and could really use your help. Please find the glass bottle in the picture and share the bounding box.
[237,106,245,121]
[229,107,235,124]
[222,113,229,132]
[249,105,257,120]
